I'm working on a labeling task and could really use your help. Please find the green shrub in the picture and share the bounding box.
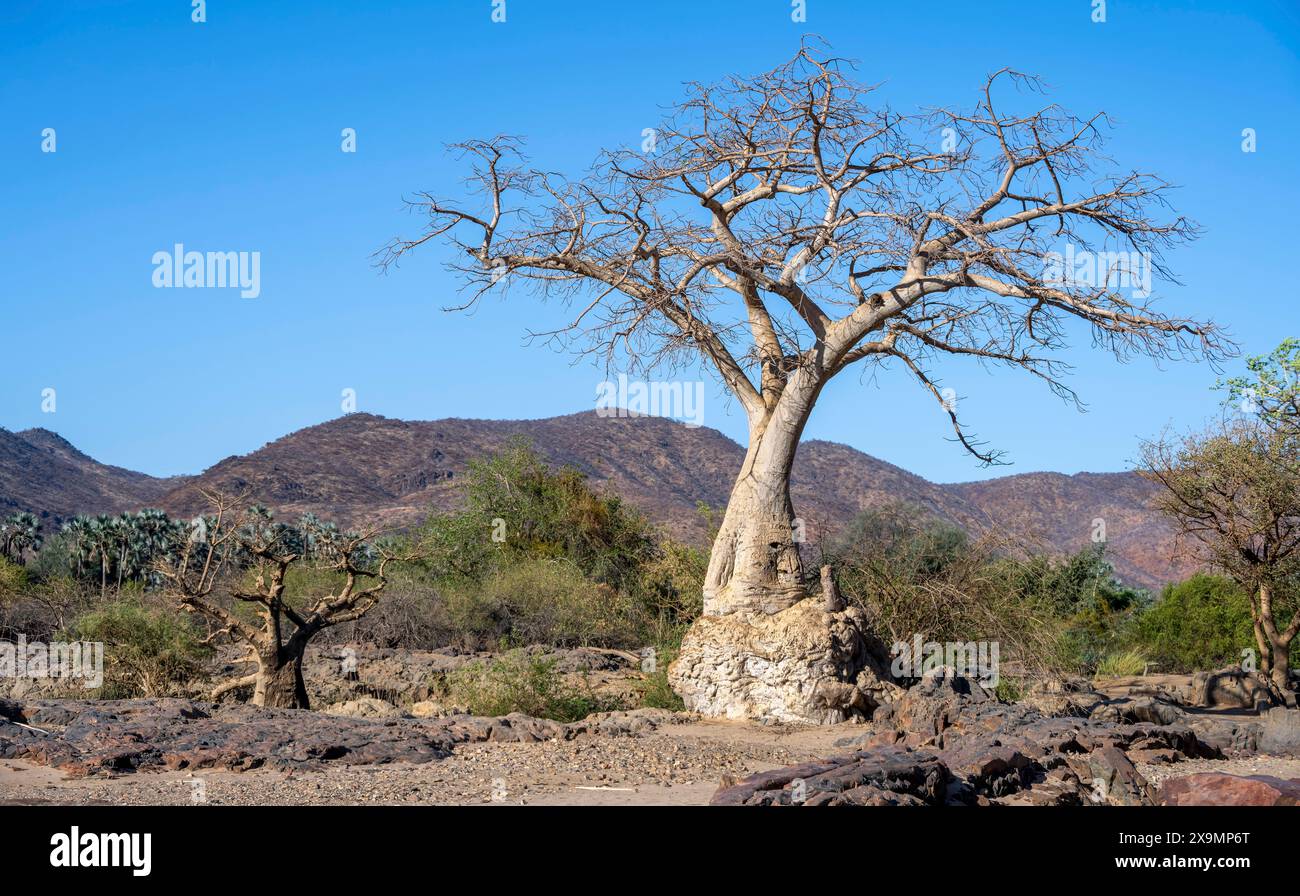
[66,600,211,698]
[1132,574,1255,673]
[826,504,1073,677]
[442,557,643,649]
[445,649,615,721]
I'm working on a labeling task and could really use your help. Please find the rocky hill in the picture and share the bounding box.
[0,412,1193,589]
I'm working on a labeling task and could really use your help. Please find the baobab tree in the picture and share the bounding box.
[156,493,413,708]
[378,44,1228,722]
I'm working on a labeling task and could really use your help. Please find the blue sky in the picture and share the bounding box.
[2,0,1297,482]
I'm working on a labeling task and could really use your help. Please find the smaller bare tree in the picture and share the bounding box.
[156,492,415,708]
[1142,422,1300,700]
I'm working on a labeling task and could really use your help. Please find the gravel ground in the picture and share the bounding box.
[5,712,1298,806]
[0,721,840,806]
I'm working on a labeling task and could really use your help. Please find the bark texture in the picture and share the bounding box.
[253,643,310,709]
[669,600,901,724]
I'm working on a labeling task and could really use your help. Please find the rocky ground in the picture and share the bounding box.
[2,646,1298,806]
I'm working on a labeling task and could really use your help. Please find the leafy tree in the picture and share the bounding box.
[1219,338,1300,437]
[1142,419,1300,696]
[421,439,657,590]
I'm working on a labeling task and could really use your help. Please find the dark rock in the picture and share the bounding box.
[715,672,1222,806]
[710,747,950,806]
[1089,697,1184,726]
[1070,745,1156,806]
[0,697,679,777]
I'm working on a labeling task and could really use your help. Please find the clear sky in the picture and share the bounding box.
[2,0,1297,482]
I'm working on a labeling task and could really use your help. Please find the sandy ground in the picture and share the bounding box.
[5,714,1299,806]
[0,719,859,806]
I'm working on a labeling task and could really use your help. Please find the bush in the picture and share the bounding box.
[825,504,1069,677]
[0,571,91,643]
[630,540,706,644]
[326,573,453,649]
[1132,574,1256,673]
[445,649,615,721]
[442,557,642,649]
[66,600,211,698]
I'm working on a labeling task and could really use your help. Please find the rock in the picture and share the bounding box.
[721,670,1222,807]
[937,741,1036,797]
[1191,666,1273,710]
[893,670,992,742]
[0,696,683,778]
[1089,696,1184,726]
[1071,745,1156,805]
[1021,678,1107,718]
[1259,707,1300,755]
[1160,773,1300,806]
[668,600,899,724]
[710,746,950,806]
[1187,715,1261,755]
[324,697,400,719]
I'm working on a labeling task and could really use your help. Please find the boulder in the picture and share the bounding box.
[1089,696,1184,726]
[1160,773,1300,806]
[1070,745,1156,805]
[1259,707,1300,755]
[1190,666,1273,710]
[710,746,950,806]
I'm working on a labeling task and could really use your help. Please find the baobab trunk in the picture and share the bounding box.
[701,430,807,618]
[669,388,899,723]
[252,642,310,709]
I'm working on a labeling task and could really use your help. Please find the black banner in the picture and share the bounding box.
[1,805,1285,883]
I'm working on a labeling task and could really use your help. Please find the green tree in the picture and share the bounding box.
[1220,338,1300,437]
[1142,419,1300,695]
[421,439,657,590]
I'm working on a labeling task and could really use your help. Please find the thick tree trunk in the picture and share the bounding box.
[253,642,310,709]
[670,382,900,723]
[702,437,806,617]
[1269,645,1290,694]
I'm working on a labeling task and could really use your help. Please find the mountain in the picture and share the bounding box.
[0,412,1193,589]
[0,428,186,523]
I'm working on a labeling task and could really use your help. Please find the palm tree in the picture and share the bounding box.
[0,512,42,564]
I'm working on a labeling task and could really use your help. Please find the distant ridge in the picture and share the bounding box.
[0,411,1192,589]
